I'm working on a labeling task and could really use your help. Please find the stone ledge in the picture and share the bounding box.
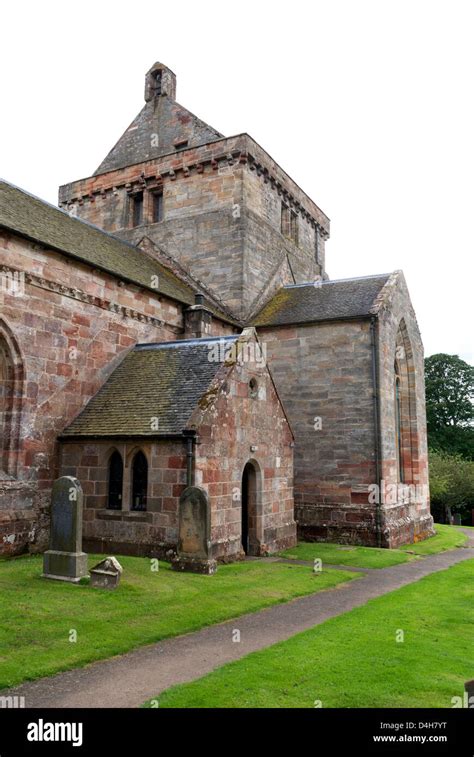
[96,509,153,523]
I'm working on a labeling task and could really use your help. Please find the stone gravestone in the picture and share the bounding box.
[42,476,88,583]
[171,486,217,574]
[90,556,123,590]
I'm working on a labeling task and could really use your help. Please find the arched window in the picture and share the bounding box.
[132,451,148,511]
[393,320,419,485]
[394,362,404,483]
[0,325,23,479]
[0,341,10,474]
[107,451,123,510]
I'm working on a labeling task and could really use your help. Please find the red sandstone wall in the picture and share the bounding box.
[59,135,330,319]
[258,320,379,545]
[376,272,433,546]
[57,334,295,561]
[0,230,230,555]
[187,335,296,560]
[59,440,186,556]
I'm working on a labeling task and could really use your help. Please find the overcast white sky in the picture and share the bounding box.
[1,0,472,362]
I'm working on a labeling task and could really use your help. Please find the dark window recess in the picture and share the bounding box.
[281,203,298,244]
[174,139,188,150]
[249,378,258,399]
[108,451,123,510]
[395,372,404,484]
[152,192,164,223]
[132,451,148,511]
[281,203,290,236]
[131,192,144,227]
[290,210,298,245]
[153,70,162,97]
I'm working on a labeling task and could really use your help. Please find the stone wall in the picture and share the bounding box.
[258,273,433,548]
[258,319,380,545]
[59,134,330,320]
[375,272,434,546]
[188,337,296,560]
[0,230,226,555]
[57,336,296,561]
[58,440,186,557]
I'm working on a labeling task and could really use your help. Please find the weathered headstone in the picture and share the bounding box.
[42,476,88,583]
[171,486,217,574]
[90,556,123,589]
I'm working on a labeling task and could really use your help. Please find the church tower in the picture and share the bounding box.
[59,62,330,319]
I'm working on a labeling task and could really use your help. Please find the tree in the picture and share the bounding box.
[425,354,474,460]
[428,451,474,524]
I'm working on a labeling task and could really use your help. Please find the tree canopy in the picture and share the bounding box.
[425,354,474,460]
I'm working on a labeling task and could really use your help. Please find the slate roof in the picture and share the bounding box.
[0,180,236,322]
[251,274,391,327]
[60,336,239,438]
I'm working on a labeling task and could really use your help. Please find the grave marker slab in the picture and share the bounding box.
[172,486,217,574]
[42,476,88,583]
[90,556,123,589]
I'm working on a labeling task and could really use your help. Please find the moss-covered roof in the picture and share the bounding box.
[252,274,391,327]
[0,180,234,321]
[60,336,239,438]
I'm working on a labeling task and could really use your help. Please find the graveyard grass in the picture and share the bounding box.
[279,524,468,568]
[149,558,474,708]
[0,555,359,689]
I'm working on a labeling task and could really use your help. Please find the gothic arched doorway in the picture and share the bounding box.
[241,460,262,556]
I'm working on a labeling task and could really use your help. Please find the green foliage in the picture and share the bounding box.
[428,425,474,460]
[425,354,474,460]
[425,353,474,429]
[429,450,474,523]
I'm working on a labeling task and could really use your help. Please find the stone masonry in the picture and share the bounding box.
[0,61,433,555]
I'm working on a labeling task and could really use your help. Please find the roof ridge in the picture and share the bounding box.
[135,335,239,350]
[284,273,391,289]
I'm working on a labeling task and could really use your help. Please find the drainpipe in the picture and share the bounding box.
[182,430,197,487]
[370,316,382,548]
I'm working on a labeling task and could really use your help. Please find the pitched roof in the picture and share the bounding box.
[60,336,239,438]
[95,97,223,175]
[251,274,391,327]
[0,180,235,322]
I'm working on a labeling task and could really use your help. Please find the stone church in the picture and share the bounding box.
[0,62,434,560]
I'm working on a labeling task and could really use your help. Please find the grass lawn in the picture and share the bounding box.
[151,558,474,709]
[279,524,468,568]
[398,523,468,555]
[0,554,358,689]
